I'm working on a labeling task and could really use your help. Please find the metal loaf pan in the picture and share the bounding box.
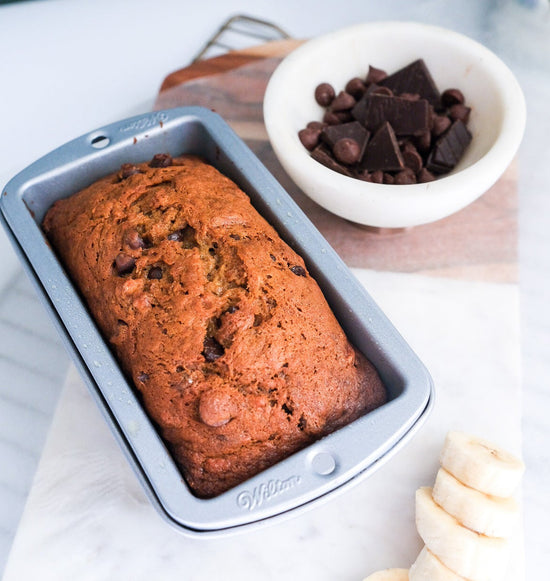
[0,107,434,535]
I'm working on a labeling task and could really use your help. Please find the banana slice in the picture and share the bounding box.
[433,468,519,538]
[415,487,508,581]
[439,431,524,498]
[409,547,468,580]
[363,569,409,581]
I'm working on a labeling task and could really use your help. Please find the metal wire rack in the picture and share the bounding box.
[192,15,290,62]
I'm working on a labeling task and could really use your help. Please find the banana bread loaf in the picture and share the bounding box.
[43,154,386,498]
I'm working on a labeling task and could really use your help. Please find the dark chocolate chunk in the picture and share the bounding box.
[149,153,173,168]
[114,253,136,276]
[333,138,361,164]
[203,336,225,362]
[379,59,441,106]
[366,65,387,84]
[351,94,370,124]
[356,94,430,137]
[426,120,472,174]
[331,91,356,112]
[441,88,465,107]
[400,92,421,101]
[298,127,321,151]
[310,145,353,176]
[314,83,335,107]
[361,122,405,172]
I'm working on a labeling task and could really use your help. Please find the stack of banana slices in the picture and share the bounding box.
[364,431,525,581]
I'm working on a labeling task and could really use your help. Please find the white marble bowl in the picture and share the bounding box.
[263,21,526,228]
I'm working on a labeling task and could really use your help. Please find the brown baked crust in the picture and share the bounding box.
[43,155,386,497]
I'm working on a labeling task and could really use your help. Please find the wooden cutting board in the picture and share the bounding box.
[154,40,517,283]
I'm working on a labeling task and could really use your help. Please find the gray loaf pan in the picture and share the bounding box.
[0,106,433,535]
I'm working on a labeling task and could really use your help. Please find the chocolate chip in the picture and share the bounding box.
[432,115,452,137]
[203,336,225,362]
[330,91,356,112]
[229,233,241,240]
[417,168,436,183]
[137,372,149,382]
[226,305,239,314]
[307,121,326,131]
[449,104,471,124]
[383,173,395,184]
[323,110,342,125]
[290,265,307,277]
[314,83,335,107]
[370,170,384,184]
[441,88,465,107]
[149,153,173,168]
[118,163,140,180]
[415,130,432,152]
[298,127,321,151]
[366,65,387,84]
[114,253,136,276]
[167,225,197,249]
[167,230,184,241]
[147,266,163,280]
[345,77,366,99]
[125,230,146,250]
[394,169,417,184]
[321,121,369,157]
[356,170,373,182]
[335,110,354,123]
[333,138,361,164]
[403,148,423,173]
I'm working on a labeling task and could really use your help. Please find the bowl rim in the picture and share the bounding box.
[263,21,526,227]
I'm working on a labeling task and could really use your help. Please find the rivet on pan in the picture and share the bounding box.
[311,451,337,476]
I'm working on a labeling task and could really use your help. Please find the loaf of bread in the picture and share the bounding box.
[43,154,386,497]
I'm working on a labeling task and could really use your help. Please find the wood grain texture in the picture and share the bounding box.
[154,42,517,283]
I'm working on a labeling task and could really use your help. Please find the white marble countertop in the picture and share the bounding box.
[0,0,548,578]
